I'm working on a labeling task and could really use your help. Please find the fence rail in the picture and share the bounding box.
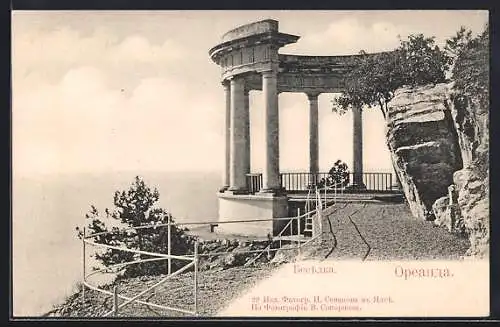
[82,224,198,317]
[246,172,394,193]
[80,189,328,317]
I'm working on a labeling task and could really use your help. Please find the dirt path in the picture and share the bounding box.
[217,202,474,317]
[302,202,469,261]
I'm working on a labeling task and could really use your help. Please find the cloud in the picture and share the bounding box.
[12,23,223,175]
[285,18,405,55]
[13,66,224,175]
[113,35,184,64]
[12,16,397,176]
[12,26,187,83]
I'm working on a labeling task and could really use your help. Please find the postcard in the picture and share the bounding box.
[11,10,490,319]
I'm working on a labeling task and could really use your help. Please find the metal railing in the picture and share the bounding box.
[246,172,394,194]
[82,222,199,317]
[281,172,393,192]
[246,173,262,195]
[245,186,325,266]
[80,190,330,317]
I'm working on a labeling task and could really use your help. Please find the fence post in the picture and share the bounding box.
[297,208,301,258]
[334,183,337,204]
[113,285,119,317]
[324,186,327,207]
[194,239,198,316]
[82,226,86,304]
[297,207,301,237]
[167,216,172,275]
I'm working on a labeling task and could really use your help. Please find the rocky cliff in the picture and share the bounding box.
[445,30,489,258]
[386,80,489,258]
[387,30,489,258]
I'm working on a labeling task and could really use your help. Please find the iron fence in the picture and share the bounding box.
[80,188,328,317]
[280,172,393,192]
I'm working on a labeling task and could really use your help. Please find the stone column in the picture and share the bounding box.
[352,104,366,189]
[228,77,248,193]
[307,93,319,185]
[243,89,251,177]
[260,70,281,193]
[220,81,231,192]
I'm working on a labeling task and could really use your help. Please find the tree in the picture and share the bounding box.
[333,33,451,117]
[76,176,194,278]
[451,26,489,106]
[445,26,473,62]
[450,25,489,171]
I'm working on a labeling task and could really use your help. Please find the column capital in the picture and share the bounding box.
[306,92,320,101]
[352,103,364,112]
[261,70,277,78]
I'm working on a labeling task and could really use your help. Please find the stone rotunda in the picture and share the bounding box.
[209,19,384,236]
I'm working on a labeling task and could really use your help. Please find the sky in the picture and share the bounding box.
[11,10,488,176]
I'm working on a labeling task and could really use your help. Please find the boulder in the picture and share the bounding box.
[432,195,450,229]
[432,185,463,234]
[386,83,463,220]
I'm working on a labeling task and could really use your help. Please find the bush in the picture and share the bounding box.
[317,160,350,188]
[76,176,195,278]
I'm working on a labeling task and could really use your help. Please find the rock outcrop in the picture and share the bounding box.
[386,83,463,221]
[447,91,489,257]
[385,79,489,258]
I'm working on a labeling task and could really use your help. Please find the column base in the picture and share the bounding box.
[225,187,249,195]
[219,185,229,193]
[258,187,286,197]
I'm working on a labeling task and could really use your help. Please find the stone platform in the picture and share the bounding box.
[217,192,289,237]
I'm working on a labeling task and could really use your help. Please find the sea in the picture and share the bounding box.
[12,170,221,317]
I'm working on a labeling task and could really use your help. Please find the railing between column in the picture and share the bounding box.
[245,172,394,194]
[280,172,393,192]
[246,173,263,194]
